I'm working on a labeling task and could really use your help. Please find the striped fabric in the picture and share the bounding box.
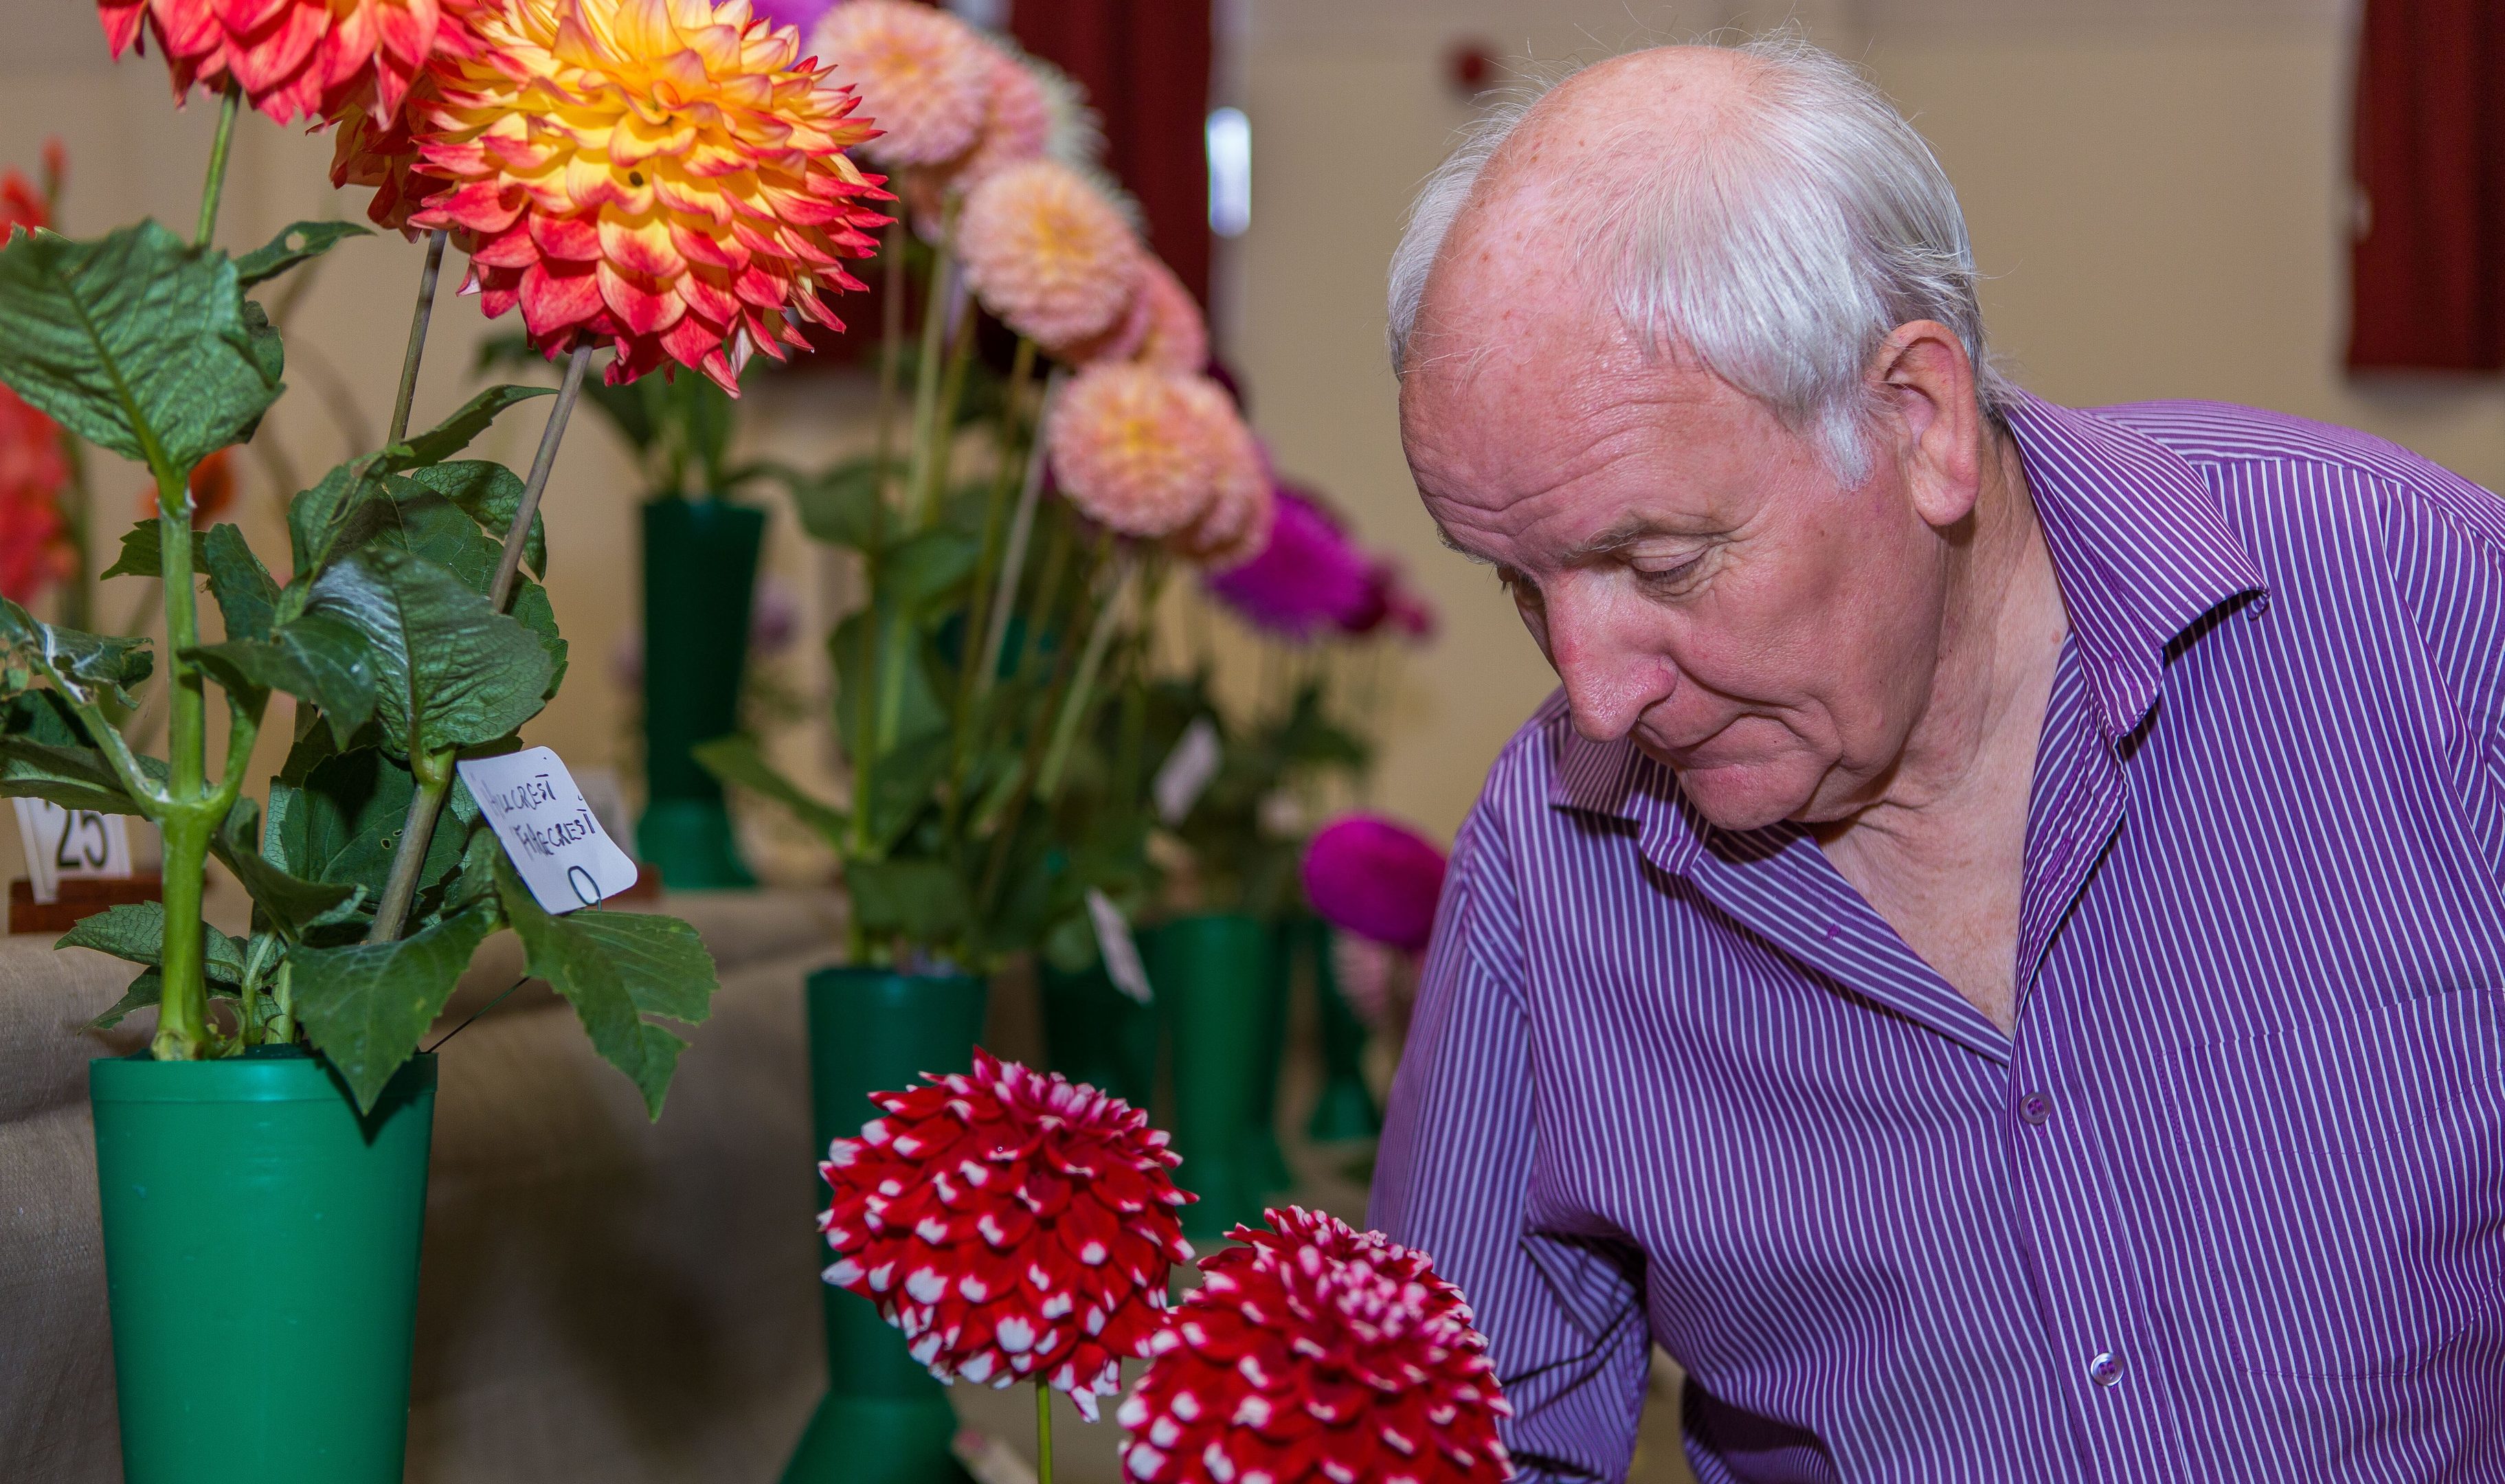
[1370,392,2505,1483]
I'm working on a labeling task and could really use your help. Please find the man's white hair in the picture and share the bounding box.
[1388,34,2011,484]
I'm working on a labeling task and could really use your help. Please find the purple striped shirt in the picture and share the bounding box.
[1371,393,2505,1483]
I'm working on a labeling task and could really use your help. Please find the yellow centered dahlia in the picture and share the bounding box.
[1171,389,1271,572]
[405,0,889,392]
[1132,256,1209,374]
[100,0,475,125]
[807,0,988,170]
[958,158,1139,355]
[1050,364,1244,541]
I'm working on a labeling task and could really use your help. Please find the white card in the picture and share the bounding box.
[572,766,639,860]
[1152,716,1222,824]
[456,747,640,914]
[1086,888,1154,1004]
[14,798,135,905]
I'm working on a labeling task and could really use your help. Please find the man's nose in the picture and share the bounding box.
[1544,584,1674,743]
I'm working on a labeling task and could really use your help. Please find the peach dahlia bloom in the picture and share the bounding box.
[401,0,888,391]
[1131,256,1209,374]
[1169,386,1271,572]
[1049,364,1242,540]
[100,0,475,125]
[807,0,988,170]
[958,158,1139,354]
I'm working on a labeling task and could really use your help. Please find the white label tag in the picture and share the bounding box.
[14,798,134,905]
[456,747,640,914]
[1152,717,1222,824]
[1086,888,1154,1004]
[572,766,639,859]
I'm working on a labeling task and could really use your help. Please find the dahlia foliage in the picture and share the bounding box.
[820,1051,1195,1418]
[390,0,890,390]
[1119,1206,1514,1483]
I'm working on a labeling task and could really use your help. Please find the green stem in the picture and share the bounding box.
[1035,550,1133,804]
[270,960,297,1044]
[193,83,243,251]
[974,366,1063,709]
[151,810,214,1061]
[899,198,959,537]
[386,229,449,447]
[1036,1383,1053,1484]
[917,295,978,528]
[144,450,221,1059]
[870,218,907,504]
[368,342,589,944]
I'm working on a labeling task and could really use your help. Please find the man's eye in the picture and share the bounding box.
[1497,567,1542,605]
[1635,554,1705,589]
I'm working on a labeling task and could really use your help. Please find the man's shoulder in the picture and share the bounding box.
[2093,398,2504,532]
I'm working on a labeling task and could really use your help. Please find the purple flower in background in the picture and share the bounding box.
[1207,483,1378,638]
[1301,814,1448,952]
[748,0,843,33]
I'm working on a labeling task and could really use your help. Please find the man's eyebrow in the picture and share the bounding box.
[1433,524,1494,565]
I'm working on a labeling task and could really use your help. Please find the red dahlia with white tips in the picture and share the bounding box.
[1118,1207,1514,1484]
[819,1049,1195,1419]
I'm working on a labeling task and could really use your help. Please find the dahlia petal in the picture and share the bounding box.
[521,260,604,333]
[596,260,684,335]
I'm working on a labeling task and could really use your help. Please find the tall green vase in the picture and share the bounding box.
[1037,958,1157,1108]
[90,1048,436,1484]
[1246,921,1294,1196]
[1145,915,1272,1239]
[784,967,987,1484]
[1293,917,1380,1140]
[638,494,763,889]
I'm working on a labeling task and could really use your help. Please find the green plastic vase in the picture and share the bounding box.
[1037,958,1157,1108]
[784,967,987,1484]
[1246,922,1295,1196]
[1292,917,1381,1141]
[1144,915,1273,1239]
[638,494,763,890]
[90,1048,436,1484]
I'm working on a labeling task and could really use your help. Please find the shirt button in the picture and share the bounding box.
[2088,1351,2124,1387]
[2019,1092,2052,1126]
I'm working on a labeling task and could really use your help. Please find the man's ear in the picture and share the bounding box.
[1872,320,1982,530]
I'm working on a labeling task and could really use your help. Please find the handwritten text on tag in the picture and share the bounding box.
[457,747,640,914]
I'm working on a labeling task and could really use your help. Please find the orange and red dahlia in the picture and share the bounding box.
[99,0,475,125]
[819,1050,1195,1419]
[1117,1207,1514,1484]
[397,0,888,392]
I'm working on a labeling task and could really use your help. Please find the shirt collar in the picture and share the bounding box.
[1547,390,2268,854]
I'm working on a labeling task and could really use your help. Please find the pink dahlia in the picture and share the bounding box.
[807,0,989,170]
[958,158,1140,353]
[1117,1206,1514,1484]
[818,1049,1195,1419]
[1131,256,1208,374]
[1170,389,1272,572]
[1048,363,1231,539]
[1301,816,1448,953]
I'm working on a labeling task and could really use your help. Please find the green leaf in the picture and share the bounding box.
[88,967,164,1031]
[496,855,717,1120]
[0,691,153,813]
[308,548,553,758]
[385,384,552,472]
[56,901,247,985]
[0,221,281,473]
[693,733,846,844]
[0,598,154,709]
[844,856,970,943]
[233,220,370,288]
[187,609,375,741]
[201,524,279,642]
[293,903,495,1112]
[213,794,361,943]
[98,519,189,581]
[883,528,979,607]
[864,729,950,855]
[791,457,883,548]
[262,740,458,925]
[397,460,547,577]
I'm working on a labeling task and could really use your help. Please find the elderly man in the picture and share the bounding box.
[1371,35,2505,1484]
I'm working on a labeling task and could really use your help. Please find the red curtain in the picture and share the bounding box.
[2348,0,2505,371]
[1011,0,1215,311]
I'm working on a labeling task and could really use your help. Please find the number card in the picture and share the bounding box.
[456,747,640,914]
[13,798,135,905]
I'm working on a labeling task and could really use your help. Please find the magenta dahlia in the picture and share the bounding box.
[1301,815,1449,953]
[1118,1206,1514,1483]
[818,1049,1195,1418]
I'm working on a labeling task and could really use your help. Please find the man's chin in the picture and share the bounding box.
[1663,760,1817,833]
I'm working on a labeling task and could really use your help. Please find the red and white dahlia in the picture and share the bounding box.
[819,1050,1196,1419]
[1118,1206,1514,1484]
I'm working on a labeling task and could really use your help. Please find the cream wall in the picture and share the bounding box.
[4,0,2494,868]
[1227,0,2500,841]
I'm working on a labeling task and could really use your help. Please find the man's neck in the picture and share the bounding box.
[1814,425,2069,1030]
